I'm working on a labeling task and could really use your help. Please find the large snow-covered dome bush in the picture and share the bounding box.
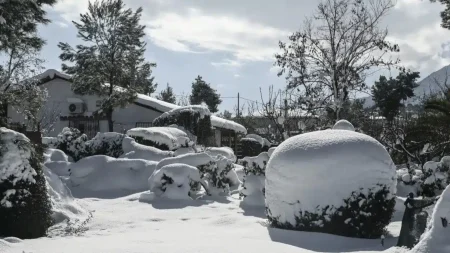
[0,128,52,238]
[265,130,397,238]
[411,185,450,253]
[152,105,213,145]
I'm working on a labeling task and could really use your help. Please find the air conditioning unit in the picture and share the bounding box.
[67,98,86,114]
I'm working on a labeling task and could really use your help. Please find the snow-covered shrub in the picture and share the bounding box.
[54,127,89,161]
[148,163,207,200]
[419,160,449,197]
[42,137,58,148]
[68,155,157,195]
[120,137,174,161]
[205,146,237,162]
[411,185,450,253]
[265,130,397,239]
[127,127,192,151]
[332,119,355,131]
[238,152,269,205]
[240,137,262,157]
[152,105,213,145]
[156,153,238,194]
[268,147,276,157]
[84,132,125,158]
[44,148,69,163]
[246,134,271,152]
[0,128,52,238]
[173,147,196,156]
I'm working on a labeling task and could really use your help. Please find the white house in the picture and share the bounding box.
[6,69,246,149]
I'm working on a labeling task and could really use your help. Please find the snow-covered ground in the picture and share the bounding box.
[0,189,409,253]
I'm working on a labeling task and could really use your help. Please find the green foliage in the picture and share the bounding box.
[372,71,420,122]
[267,185,396,239]
[156,83,176,104]
[189,76,222,113]
[58,0,157,131]
[0,129,52,239]
[240,138,262,157]
[152,106,213,146]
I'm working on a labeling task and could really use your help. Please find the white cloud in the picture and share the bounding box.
[234,74,240,78]
[269,65,281,75]
[52,0,89,22]
[55,21,69,28]
[394,0,433,17]
[146,8,289,62]
[211,59,243,68]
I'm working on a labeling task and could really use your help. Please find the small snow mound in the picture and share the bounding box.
[156,152,214,171]
[423,161,440,173]
[402,174,412,183]
[205,147,237,162]
[332,119,355,131]
[44,148,69,162]
[411,185,450,253]
[2,237,22,243]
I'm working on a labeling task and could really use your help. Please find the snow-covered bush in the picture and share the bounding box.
[419,159,449,197]
[42,137,58,148]
[120,137,174,161]
[84,132,125,158]
[332,119,355,131]
[0,128,52,238]
[127,127,192,151]
[152,105,213,145]
[265,130,397,239]
[268,147,276,157]
[156,153,238,194]
[68,155,157,196]
[238,152,269,205]
[55,127,89,161]
[44,148,70,163]
[411,185,450,253]
[396,165,422,197]
[205,146,237,162]
[246,134,271,152]
[148,163,207,200]
[240,137,262,157]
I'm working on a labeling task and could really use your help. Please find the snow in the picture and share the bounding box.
[136,93,247,134]
[126,127,192,150]
[268,147,276,157]
[246,134,271,147]
[423,161,439,173]
[66,98,84,103]
[120,137,174,161]
[240,174,265,206]
[67,155,158,198]
[333,119,355,131]
[155,105,211,122]
[205,146,237,162]
[265,130,397,225]
[35,69,71,81]
[147,163,204,200]
[0,193,408,253]
[173,147,196,156]
[239,152,270,172]
[42,137,58,148]
[156,152,215,171]
[45,161,72,177]
[44,148,69,163]
[411,186,450,253]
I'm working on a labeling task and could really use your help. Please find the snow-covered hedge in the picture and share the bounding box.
[246,134,271,152]
[238,152,269,176]
[68,155,158,196]
[120,137,174,161]
[240,138,262,157]
[148,163,208,200]
[0,128,52,238]
[152,105,213,145]
[411,185,450,253]
[126,127,192,151]
[265,130,397,238]
[332,119,355,131]
[205,147,237,162]
[47,128,126,161]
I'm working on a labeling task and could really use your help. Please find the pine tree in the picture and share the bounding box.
[0,0,56,127]
[371,71,420,122]
[431,0,450,29]
[156,83,176,104]
[58,0,157,131]
[189,75,222,113]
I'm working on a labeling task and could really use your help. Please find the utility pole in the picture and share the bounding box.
[237,92,240,118]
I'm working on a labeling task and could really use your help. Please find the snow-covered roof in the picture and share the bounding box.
[136,93,247,134]
[36,69,72,82]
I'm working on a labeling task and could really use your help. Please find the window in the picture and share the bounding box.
[135,122,152,128]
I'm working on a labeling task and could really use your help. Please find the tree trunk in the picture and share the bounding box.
[106,108,114,132]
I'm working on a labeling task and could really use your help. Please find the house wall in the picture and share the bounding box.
[112,104,162,133]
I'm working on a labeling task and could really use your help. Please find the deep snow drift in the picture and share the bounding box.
[265,130,397,230]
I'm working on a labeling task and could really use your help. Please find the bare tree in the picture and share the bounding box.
[275,0,400,120]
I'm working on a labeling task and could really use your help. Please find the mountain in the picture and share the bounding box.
[362,64,450,108]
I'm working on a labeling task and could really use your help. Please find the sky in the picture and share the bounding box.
[38,0,450,113]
